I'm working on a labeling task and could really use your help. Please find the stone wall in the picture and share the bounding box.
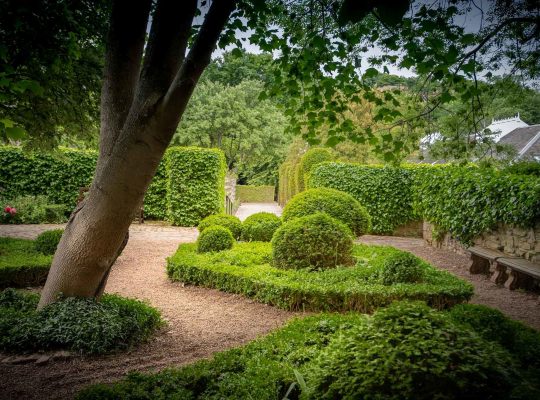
[225,172,237,203]
[392,220,423,238]
[423,221,540,263]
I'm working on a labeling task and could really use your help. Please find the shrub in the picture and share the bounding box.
[306,302,517,400]
[0,237,51,288]
[236,185,275,203]
[0,289,163,354]
[197,226,234,253]
[241,212,282,242]
[503,161,540,177]
[0,195,67,224]
[198,214,242,239]
[35,229,64,255]
[272,213,354,270]
[380,252,425,285]
[282,188,371,236]
[299,147,333,187]
[166,147,227,226]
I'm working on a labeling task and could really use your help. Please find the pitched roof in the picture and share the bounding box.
[498,125,540,160]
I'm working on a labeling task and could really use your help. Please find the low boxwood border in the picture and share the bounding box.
[0,237,52,288]
[167,242,473,312]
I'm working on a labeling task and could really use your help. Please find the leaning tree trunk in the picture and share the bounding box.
[38,0,236,308]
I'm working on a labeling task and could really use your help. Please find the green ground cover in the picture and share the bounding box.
[0,237,52,288]
[167,242,473,312]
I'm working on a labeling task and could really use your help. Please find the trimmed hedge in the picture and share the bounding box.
[241,212,281,242]
[198,214,242,239]
[35,229,63,255]
[0,237,51,288]
[380,252,425,285]
[166,147,226,226]
[167,242,473,312]
[236,185,275,203]
[0,289,163,354]
[282,188,371,236]
[0,146,227,226]
[308,162,540,241]
[197,226,234,253]
[77,302,539,400]
[298,148,333,189]
[272,213,354,270]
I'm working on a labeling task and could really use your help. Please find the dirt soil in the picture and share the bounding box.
[0,226,539,400]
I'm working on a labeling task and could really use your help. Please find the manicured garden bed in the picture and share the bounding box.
[77,301,540,400]
[0,237,52,288]
[0,289,163,354]
[167,242,473,312]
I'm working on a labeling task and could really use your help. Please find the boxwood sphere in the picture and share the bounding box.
[380,252,425,285]
[282,188,371,236]
[198,214,242,239]
[35,229,64,255]
[197,226,234,253]
[271,213,354,270]
[241,212,282,242]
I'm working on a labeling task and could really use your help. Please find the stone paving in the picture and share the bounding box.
[234,202,282,221]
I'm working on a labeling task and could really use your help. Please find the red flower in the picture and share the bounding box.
[4,206,11,214]
[9,208,16,215]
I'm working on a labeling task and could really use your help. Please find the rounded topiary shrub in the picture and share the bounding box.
[197,226,234,253]
[241,212,282,242]
[282,188,371,236]
[198,214,242,239]
[306,302,517,400]
[300,147,333,177]
[380,252,425,285]
[34,229,64,255]
[271,213,354,270]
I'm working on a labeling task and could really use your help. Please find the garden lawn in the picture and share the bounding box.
[0,237,51,288]
[167,242,473,312]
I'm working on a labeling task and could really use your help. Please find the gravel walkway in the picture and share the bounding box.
[0,224,295,400]
[235,202,282,221]
[359,235,540,330]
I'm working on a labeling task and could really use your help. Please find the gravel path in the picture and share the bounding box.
[0,224,295,400]
[359,235,540,330]
[235,202,282,221]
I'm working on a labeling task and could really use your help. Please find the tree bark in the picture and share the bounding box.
[38,0,237,309]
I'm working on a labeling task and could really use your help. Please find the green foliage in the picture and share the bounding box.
[241,212,282,242]
[236,185,275,203]
[282,188,371,236]
[197,226,235,253]
[299,148,333,188]
[305,301,516,400]
[416,165,540,244]
[143,161,168,220]
[0,289,162,354]
[0,238,51,288]
[166,147,227,226]
[167,242,472,312]
[272,213,354,270]
[503,161,540,177]
[380,252,425,285]
[308,162,415,234]
[0,195,67,224]
[78,302,534,400]
[35,229,63,255]
[198,214,242,240]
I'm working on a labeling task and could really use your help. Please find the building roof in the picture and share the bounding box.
[498,125,540,160]
[487,114,529,142]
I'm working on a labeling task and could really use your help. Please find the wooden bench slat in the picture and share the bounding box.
[468,246,505,260]
[497,257,540,279]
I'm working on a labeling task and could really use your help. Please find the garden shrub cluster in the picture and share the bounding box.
[0,238,51,288]
[197,226,235,253]
[272,213,354,270]
[0,146,227,226]
[167,242,473,312]
[305,161,540,241]
[241,212,281,242]
[380,252,425,285]
[166,147,227,226]
[198,214,242,239]
[77,301,540,400]
[298,148,333,190]
[282,188,371,236]
[34,229,64,255]
[0,289,163,354]
[236,185,275,203]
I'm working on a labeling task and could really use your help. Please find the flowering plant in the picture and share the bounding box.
[2,205,17,223]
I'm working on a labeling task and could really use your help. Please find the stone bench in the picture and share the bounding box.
[468,246,540,290]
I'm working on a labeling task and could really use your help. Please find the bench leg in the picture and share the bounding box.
[469,254,491,274]
[504,269,534,291]
[491,262,508,285]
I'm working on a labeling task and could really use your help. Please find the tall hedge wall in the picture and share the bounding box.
[236,185,275,203]
[0,146,227,226]
[166,147,226,226]
[307,161,540,242]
